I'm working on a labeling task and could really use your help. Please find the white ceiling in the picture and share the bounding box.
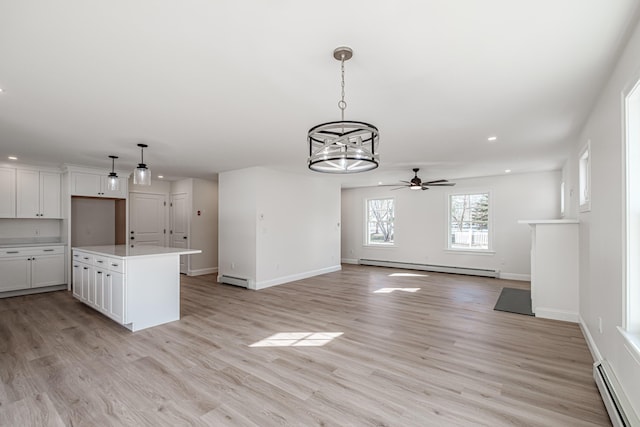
[1,0,639,187]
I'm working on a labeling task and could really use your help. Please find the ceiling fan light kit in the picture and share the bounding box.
[308,47,380,174]
[385,168,456,191]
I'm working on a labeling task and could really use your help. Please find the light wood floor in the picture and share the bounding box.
[0,264,610,426]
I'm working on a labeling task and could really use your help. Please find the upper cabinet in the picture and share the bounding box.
[0,167,16,218]
[16,169,62,218]
[70,172,128,199]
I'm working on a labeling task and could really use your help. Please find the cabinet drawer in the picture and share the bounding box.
[106,258,124,273]
[2,245,64,258]
[94,255,109,267]
[74,251,93,263]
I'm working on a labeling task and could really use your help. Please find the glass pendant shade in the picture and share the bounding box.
[134,143,151,186]
[107,155,120,191]
[134,165,151,185]
[107,173,120,191]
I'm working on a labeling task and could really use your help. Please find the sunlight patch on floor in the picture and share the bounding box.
[374,287,421,293]
[388,273,429,277]
[249,332,343,347]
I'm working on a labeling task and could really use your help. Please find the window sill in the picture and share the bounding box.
[445,249,496,256]
[618,326,640,365]
[363,243,396,249]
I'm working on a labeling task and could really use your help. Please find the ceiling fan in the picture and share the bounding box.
[383,168,456,191]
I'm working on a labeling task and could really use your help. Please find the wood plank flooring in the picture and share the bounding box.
[0,264,610,426]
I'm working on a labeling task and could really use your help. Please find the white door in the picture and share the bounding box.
[16,169,40,218]
[130,193,168,248]
[170,193,189,274]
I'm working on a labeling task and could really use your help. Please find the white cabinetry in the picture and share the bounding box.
[72,250,125,322]
[16,169,61,218]
[0,246,65,293]
[70,172,128,199]
[0,167,16,218]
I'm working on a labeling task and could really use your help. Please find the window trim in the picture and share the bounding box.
[364,197,396,247]
[446,190,493,253]
[579,140,591,212]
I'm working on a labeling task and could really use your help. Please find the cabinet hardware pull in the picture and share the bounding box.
[83,267,88,270]
[43,249,54,252]
[83,257,89,260]
[97,271,102,274]
[6,251,18,254]
[74,265,79,267]
[111,263,118,267]
[74,254,79,257]
[106,274,111,277]
[97,260,103,263]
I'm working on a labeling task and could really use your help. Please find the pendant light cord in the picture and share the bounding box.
[338,53,347,122]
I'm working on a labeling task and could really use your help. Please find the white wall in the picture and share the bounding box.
[566,15,640,416]
[71,198,115,247]
[342,170,560,279]
[0,219,61,240]
[218,167,341,289]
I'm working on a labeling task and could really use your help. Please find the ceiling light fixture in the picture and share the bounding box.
[505,169,512,173]
[308,47,379,173]
[107,155,119,191]
[8,156,17,160]
[158,175,164,179]
[488,136,497,141]
[134,143,151,186]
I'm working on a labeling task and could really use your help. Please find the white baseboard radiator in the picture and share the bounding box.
[593,360,640,427]
[359,259,499,278]
[218,275,250,288]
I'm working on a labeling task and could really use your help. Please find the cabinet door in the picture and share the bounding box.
[71,172,102,197]
[0,167,16,218]
[40,172,61,218]
[101,176,128,199]
[72,263,82,299]
[110,272,124,323]
[31,254,65,288]
[0,257,31,292]
[81,265,90,301]
[94,270,105,311]
[87,266,96,305]
[16,169,40,218]
[103,273,112,313]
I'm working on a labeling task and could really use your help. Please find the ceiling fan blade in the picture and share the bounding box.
[399,180,412,184]
[390,186,406,191]
[427,182,456,186]
[422,179,448,185]
[421,187,429,191]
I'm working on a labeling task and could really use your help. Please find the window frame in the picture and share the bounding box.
[446,190,493,253]
[579,140,591,212]
[364,197,396,247]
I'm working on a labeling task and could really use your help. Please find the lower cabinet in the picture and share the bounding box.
[73,250,125,324]
[0,246,65,293]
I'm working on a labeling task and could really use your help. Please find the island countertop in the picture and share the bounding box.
[72,244,202,259]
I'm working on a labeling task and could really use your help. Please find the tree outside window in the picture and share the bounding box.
[367,198,394,245]
[449,193,490,250]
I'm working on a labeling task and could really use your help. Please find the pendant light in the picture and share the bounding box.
[308,46,379,173]
[134,143,151,186]
[107,155,119,191]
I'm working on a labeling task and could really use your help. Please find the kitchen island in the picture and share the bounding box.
[72,245,201,331]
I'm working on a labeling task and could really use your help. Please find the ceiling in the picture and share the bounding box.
[1,0,639,187]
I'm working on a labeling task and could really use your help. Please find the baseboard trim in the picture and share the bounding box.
[255,265,342,290]
[499,272,531,281]
[187,267,218,277]
[341,258,358,264]
[535,307,579,323]
[0,284,67,299]
[580,315,603,362]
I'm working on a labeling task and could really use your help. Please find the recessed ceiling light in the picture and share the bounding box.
[8,156,17,160]
[505,169,511,173]
[157,175,164,179]
[488,136,497,141]
[378,181,382,185]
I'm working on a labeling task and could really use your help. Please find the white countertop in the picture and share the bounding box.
[73,245,202,259]
[0,239,65,248]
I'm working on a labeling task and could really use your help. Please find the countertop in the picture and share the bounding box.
[0,240,65,248]
[72,245,202,259]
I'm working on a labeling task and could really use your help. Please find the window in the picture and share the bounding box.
[366,198,394,245]
[625,77,640,337]
[448,192,490,251]
[579,141,591,212]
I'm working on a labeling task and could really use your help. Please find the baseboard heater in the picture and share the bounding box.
[219,275,250,288]
[593,360,639,427]
[359,259,499,278]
